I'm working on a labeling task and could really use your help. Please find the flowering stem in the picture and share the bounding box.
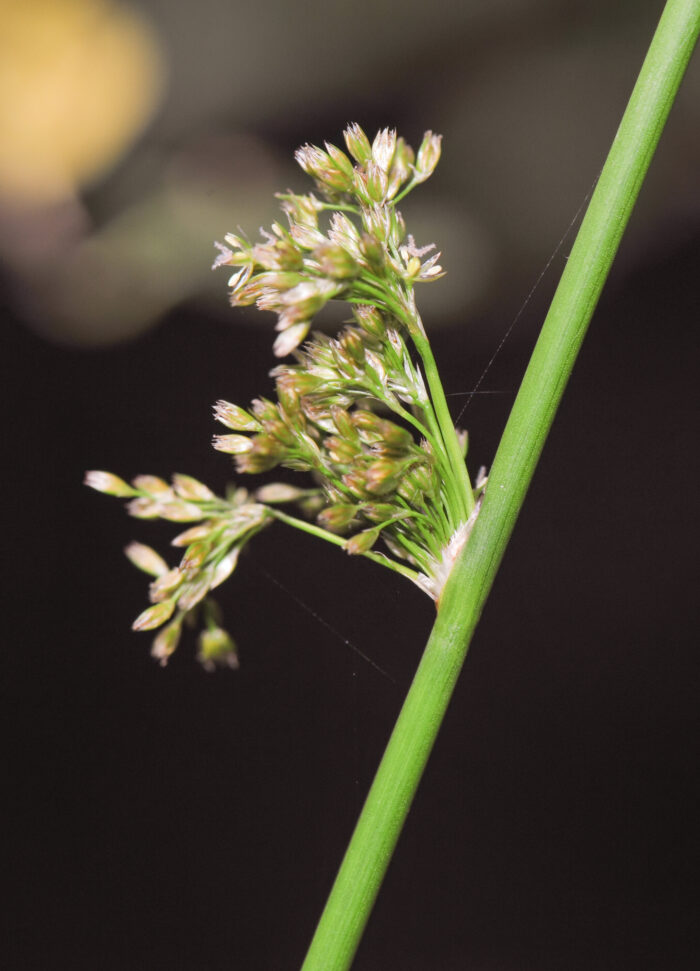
[300,3,699,968]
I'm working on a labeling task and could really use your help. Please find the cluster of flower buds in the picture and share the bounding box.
[211,298,455,577]
[87,125,482,667]
[85,471,272,667]
[212,124,444,357]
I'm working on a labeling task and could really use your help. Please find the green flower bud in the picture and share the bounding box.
[358,233,385,274]
[210,549,240,589]
[364,458,403,495]
[132,598,177,632]
[353,305,386,338]
[197,627,239,672]
[180,540,212,579]
[325,142,355,181]
[213,400,261,432]
[251,398,280,423]
[124,542,169,577]
[150,618,182,667]
[172,474,215,502]
[273,322,310,358]
[317,503,358,532]
[366,162,389,203]
[171,523,217,547]
[344,526,381,555]
[177,571,213,612]
[132,475,171,497]
[84,470,136,497]
[415,131,442,182]
[314,242,358,280]
[371,128,397,172]
[255,483,307,503]
[343,123,372,165]
[149,567,184,602]
[157,501,204,522]
[212,434,254,455]
[361,502,399,524]
[324,435,359,464]
[330,405,358,441]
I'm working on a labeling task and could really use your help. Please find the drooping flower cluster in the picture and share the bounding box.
[84,471,270,668]
[87,124,483,667]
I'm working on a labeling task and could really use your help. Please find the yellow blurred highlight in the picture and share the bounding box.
[0,0,165,203]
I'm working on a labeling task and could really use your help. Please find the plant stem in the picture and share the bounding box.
[411,323,474,521]
[268,507,422,584]
[300,3,699,969]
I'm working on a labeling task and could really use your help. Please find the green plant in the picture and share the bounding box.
[86,1,698,965]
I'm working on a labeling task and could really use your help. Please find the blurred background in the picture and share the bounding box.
[3,0,698,967]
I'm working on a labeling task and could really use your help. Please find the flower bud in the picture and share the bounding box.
[149,567,184,602]
[342,470,369,499]
[353,305,385,338]
[214,400,261,432]
[84,470,136,497]
[314,242,358,280]
[330,404,358,441]
[273,321,310,357]
[251,398,279,423]
[387,137,414,198]
[415,131,442,182]
[317,503,358,532]
[126,496,162,519]
[275,379,301,418]
[295,143,353,192]
[365,162,389,203]
[364,349,388,388]
[212,434,254,454]
[197,627,239,672]
[171,523,216,547]
[172,474,215,502]
[273,369,322,398]
[345,526,381,555]
[358,233,385,275]
[364,458,402,495]
[262,418,295,448]
[324,435,359,464]
[361,502,398,524]
[343,123,372,164]
[328,212,361,257]
[132,475,172,497]
[324,142,355,181]
[255,483,307,503]
[177,571,213,612]
[124,542,169,577]
[210,549,240,589]
[301,399,335,432]
[150,618,182,666]
[371,128,397,172]
[180,540,212,579]
[157,501,204,522]
[132,598,176,632]
[337,329,364,366]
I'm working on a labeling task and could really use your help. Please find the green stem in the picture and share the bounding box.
[300,3,699,969]
[411,323,475,521]
[268,507,422,584]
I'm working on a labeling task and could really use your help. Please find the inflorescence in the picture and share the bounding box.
[86,124,485,669]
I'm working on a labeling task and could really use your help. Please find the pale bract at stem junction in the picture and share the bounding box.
[86,123,482,667]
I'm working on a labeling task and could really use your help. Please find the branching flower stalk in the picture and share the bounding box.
[86,1,697,965]
[87,123,485,668]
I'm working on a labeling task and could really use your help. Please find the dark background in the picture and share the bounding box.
[3,1,698,968]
